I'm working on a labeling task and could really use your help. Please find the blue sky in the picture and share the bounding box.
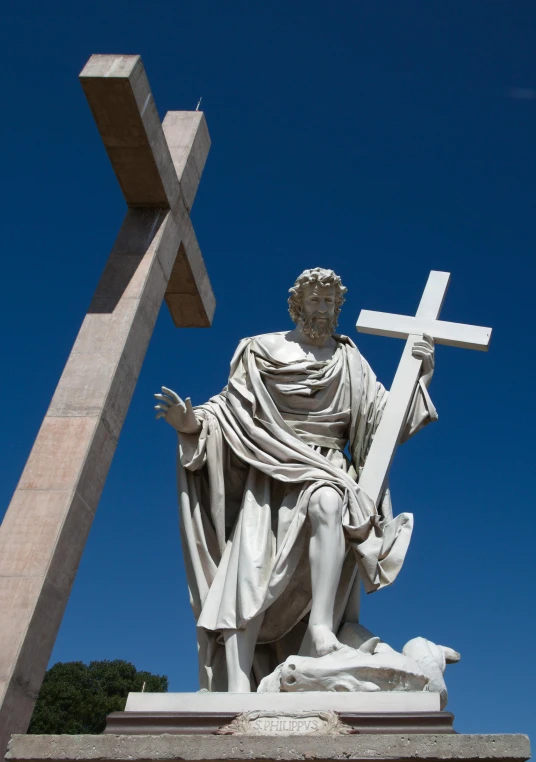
[1,0,535,741]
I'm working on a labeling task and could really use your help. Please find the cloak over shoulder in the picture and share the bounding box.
[176,334,436,689]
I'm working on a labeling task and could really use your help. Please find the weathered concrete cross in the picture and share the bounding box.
[357,270,492,507]
[0,54,214,752]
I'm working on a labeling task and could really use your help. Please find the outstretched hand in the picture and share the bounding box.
[154,387,201,434]
[412,333,435,385]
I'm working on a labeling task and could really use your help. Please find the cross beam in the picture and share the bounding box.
[356,270,492,508]
[0,54,214,754]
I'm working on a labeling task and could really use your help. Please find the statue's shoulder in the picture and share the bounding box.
[229,332,289,366]
[254,331,289,352]
[333,334,367,371]
[333,333,359,352]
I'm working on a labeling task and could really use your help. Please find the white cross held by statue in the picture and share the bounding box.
[356,270,492,508]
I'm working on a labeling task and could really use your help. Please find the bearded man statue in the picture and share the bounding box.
[154,268,437,692]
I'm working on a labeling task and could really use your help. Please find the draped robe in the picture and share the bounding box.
[177,333,437,690]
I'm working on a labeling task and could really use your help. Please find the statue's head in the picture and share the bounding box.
[288,268,347,340]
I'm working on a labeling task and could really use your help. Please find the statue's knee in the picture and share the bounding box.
[309,487,342,525]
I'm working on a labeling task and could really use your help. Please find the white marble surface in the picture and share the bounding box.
[125,691,440,713]
[356,270,492,506]
[156,269,439,692]
[258,634,459,710]
[155,268,490,696]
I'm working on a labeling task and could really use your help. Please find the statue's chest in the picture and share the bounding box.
[261,364,350,416]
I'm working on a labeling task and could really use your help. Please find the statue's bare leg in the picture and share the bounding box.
[223,612,264,692]
[308,486,345,657]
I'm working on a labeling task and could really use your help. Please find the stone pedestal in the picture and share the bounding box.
[5,732,531,762]
[106,691,454,735]
[6,693,530,762]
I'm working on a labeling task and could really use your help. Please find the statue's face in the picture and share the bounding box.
[300,284,337,339]
[302,283,336,319]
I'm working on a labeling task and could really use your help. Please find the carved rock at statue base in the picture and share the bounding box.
[338,623,461,707]
[258,631,459,710]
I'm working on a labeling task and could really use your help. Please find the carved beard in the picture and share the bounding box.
[300,311,337,340]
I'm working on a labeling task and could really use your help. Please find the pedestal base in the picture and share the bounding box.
[110,691,453,735]
[6,733,531,762]
[124,692,441,713]
[105,709,455,735]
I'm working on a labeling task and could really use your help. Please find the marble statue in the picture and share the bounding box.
[155,268,442,694]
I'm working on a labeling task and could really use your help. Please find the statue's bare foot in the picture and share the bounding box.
[309,624,343,657]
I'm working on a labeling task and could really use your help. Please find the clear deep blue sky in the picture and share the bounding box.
[1,0,535,740]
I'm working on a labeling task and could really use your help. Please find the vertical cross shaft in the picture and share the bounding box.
[0,55,214,754]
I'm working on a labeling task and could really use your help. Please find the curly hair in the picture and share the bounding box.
[288,268,348,325]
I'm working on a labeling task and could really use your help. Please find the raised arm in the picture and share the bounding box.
[154,386,202,434]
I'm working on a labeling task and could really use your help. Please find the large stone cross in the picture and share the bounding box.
[0,54,215,752]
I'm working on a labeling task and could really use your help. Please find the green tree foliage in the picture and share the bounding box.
[28,660,168,734]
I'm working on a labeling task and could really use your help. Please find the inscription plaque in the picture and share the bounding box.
[217,710,352,736]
